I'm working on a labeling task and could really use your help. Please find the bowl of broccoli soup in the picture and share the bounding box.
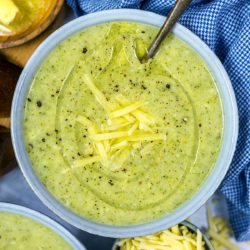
[0,202,85,249]
[11,9,238,237]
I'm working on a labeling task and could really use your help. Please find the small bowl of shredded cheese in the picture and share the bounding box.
[113,221,214,250]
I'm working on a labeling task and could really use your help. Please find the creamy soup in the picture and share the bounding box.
[0,212,73,249]
[24,22,223,225]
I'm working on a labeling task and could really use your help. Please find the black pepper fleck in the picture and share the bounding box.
[108,180,114,186]
[82,47,88,53]
[166,84,171,89]
[36,101,42,107]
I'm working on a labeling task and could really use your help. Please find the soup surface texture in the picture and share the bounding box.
[0,212,72,249]
[24,22,223,225]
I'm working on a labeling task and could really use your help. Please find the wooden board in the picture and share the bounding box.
[0,133,16,176]
[0,3,66,176]
[0,57,21,129]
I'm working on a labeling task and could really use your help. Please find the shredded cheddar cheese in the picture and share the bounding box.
[132,109,155,125]
[75,74,167,170]
[128,122,138,135]
[110,100,145,118]
[105,122,132,131]
[91,131,129,141]
[116,225,206,250]
[207,206,239,250]
[83,74,112,112]
[124,114,136,122]
[111,140,128,152]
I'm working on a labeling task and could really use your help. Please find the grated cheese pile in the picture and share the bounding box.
[207,207,239,250]
[115,224,206,250]
[75,74,166,171]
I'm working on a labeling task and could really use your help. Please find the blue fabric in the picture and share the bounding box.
[66,0,250,241]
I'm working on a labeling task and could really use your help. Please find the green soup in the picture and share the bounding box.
[24,22,223,225]
[0,212,73,249]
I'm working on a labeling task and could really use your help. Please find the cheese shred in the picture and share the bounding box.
[110,100,145,118]
[83,74,111,112]
[207,206,239,250]
[76,75,167,170]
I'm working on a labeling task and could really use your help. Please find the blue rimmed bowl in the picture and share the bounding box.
[0,202,86,249]
[11,9,238,238]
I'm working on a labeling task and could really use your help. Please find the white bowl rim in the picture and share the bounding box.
[0,202,86,249]
[11,9,238,238]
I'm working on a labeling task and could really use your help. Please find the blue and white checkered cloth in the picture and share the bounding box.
[67,0,250,241]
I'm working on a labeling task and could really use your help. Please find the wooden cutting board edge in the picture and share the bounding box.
[0,3,67,176]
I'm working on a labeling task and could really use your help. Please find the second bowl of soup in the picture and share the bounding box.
[0,202,85,249]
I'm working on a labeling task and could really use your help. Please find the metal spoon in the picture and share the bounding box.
[141,0,192,63]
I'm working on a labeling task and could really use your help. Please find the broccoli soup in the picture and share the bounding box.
[23,22,223,225]
[0,212,72,249]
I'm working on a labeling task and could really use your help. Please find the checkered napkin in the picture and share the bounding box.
[67,0,250,241]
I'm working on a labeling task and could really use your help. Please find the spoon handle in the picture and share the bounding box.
[142,0,192,62]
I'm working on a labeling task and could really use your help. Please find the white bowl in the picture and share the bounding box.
[0,202,86,249]
[11,9,238,238]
